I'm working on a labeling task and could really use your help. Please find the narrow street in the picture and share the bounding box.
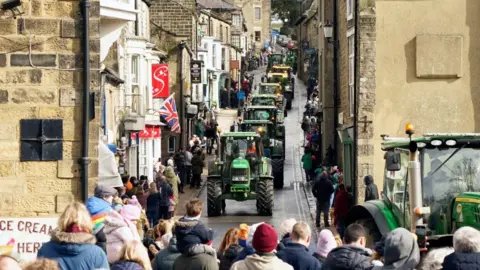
[196,68,317,248]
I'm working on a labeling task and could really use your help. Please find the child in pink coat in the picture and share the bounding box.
[104,205,141,263]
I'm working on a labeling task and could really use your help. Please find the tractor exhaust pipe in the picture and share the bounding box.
[406,123,425,233]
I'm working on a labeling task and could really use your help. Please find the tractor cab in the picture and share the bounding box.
[239,120,283,159]
[346,124,480,251]
[267,53,285,72]
[243,105,282,123]
[266,72,293,110]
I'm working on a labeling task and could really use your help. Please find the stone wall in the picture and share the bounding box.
[355,0,376,202]
[0,0,101,216]
[149,0,195,46]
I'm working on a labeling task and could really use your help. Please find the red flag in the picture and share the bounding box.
[152,64,169,98]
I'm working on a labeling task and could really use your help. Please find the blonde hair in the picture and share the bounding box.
[154,219,172,239]
[149,182,158,193]
[291,222,311,241]
[327,227,343,246]
[118,240,152,270]
[58,202,93,233]
[23,258,60,270]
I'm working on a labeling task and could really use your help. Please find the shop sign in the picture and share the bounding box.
[131,126,161,140]
[190,60,203,84]
[152,64,169,99]
[0,217,58,262]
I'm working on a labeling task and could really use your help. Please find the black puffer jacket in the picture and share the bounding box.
[312,174,334,202]
[218,244,243,270]
[175,217,214,253]
[322,245,374,270]
[443,252,480,270]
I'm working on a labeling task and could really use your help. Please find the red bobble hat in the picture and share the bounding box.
[252,223,278,252]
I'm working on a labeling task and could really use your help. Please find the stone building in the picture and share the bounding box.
[0,0,100,215]
[226,0,271,52]
[295,0,319,83]
[149,0,197,157]
[322,0,480,202]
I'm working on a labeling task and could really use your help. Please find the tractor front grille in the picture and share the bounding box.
[231,168,248,182]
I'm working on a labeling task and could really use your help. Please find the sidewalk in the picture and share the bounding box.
[175,109,237,217]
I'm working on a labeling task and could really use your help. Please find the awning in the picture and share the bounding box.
[98,141,123,187]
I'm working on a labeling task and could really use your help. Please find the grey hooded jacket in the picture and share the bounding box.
[373,228,420,270]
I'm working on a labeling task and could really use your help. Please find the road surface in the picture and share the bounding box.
[197,67,317,249]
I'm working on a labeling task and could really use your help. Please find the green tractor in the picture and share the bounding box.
[346,124,480,251]
[252,82,287,116]
[207,132,274,217]
[267,53,285,73]
[242,105,285,142]
[239,120,285,189]
[267,72,293,109]
[286,48,298,75]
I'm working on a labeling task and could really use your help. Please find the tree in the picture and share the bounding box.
[272,0,302,27]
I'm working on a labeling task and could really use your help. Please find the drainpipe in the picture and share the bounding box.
[353,0,359,203]
[332,0,339,165]
[80,0,91,202]
[178,41,186,149]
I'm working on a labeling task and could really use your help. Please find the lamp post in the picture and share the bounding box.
[178,41,186,149]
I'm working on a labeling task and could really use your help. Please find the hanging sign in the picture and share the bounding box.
[190,60,203,84]
[152,64,169,99]
[0,217,58,262]
[134,126,162,139]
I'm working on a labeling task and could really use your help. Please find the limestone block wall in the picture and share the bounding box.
[0,0,101,216]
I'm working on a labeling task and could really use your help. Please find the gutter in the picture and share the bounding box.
[333,0,339,164]
[353,0,359,203]
[80,0,91,202]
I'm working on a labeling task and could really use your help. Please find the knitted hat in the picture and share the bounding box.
[128,195,140,207]
[252,223,278,253]
[278,218,297,238]
[120,204,141,221]
[238,223,249,247]
[316,229,337,258]
[94,185,117,198]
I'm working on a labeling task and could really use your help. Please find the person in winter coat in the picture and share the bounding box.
[185,148,193,187]
[23,258,60,270]
[232,222,263,263]
[146,182,160,227]
[418,247,453,270]
[312,172,334,227]
[85,184,117,253]
[165,166,180,206]
[443,226,480,269]
[150,175,173,222]
[231,223,294,270]
[153,236,181,270]
[174,149,186,193]
[364,175,379,201]
[37,202,109,270]
[110,240,152,270]
[313,229,338,266]
[276,218,297,251]
[301,148,313,182]
[191,150,205,189]
[277,222,321,270]
[218,228,244,270]
[322,223,374,270]
[173,242,219,270]
[334,184,351,238]
[104,209,140,263]
[372,228,420,270]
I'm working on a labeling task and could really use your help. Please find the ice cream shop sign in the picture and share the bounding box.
[0,218,58,262]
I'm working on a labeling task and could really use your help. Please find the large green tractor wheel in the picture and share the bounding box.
[207,178,223,217]
[256,178,274,216]
[271,158,284,189]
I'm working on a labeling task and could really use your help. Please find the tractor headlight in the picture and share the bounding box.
[232,176,246,181]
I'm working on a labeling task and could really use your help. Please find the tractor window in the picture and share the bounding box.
[252,98,275,106]
[225,139,249,158]
[384,150,410,225]
[422,147,480,233]
[248,110,271,121]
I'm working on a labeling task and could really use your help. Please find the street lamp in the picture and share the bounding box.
[323,21,333,39]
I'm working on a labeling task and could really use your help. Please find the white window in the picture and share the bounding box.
[254,7,261,20]
[348,30,355,117]
[130,55,140,114]
[232,14,241,26]
[139,139,148,176]
[212,44,217,68]
[232,35,240,47]
[347,0,353,21]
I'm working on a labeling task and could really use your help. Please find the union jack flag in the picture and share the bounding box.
[159,94,181,133]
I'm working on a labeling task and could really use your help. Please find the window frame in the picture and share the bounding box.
[347,0,354,21]
[254,7,261,20]
[347,28,355,117]
[255,31,261,42]
[130,55,141,114]
[232,14,241,26]
[168,136,176,153]
[232,35,241,47]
